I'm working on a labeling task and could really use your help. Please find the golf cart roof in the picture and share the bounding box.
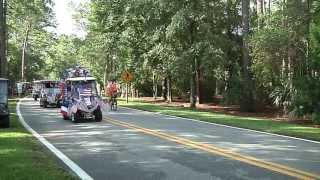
[0,78,8,81]
[33,80,42,83]
[34,80,60,83]
[66,77,96,82]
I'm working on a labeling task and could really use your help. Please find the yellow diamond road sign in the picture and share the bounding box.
[122,71,133,82]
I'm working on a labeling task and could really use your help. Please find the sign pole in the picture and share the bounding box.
[122,70,133,104]
[126,83,128,103]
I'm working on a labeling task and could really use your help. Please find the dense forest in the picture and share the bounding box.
[0,0,320,123]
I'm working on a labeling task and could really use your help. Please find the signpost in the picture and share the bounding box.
[121,71,133,103]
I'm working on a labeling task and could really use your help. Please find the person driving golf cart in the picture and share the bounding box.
[32,80,42,101]
[60,77,103,122]
[39,80,61,108]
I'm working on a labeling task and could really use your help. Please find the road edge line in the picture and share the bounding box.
[16,98,93,180]
[119,106,320,144]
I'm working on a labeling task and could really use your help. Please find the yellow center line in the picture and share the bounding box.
[104,117,319,180]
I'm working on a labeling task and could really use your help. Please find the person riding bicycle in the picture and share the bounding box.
[106,80,117,97]
[106,80,118,110]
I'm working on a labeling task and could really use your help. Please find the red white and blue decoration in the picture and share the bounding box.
[60,65,106,120]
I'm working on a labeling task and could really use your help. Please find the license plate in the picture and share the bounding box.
[84,113,93,119]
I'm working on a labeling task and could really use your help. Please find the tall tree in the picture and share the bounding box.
[240,0,255,112]
[0,0,7,78]
[6,0,54,82]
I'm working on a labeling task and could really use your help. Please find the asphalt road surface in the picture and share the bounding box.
[19,98,320,180]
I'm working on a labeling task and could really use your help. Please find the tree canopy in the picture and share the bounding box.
[2,0,320,123]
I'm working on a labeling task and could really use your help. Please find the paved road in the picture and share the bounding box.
[19,98,320,180]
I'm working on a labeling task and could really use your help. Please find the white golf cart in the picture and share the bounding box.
[39,80,62,108]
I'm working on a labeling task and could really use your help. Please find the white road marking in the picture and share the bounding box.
[17,98,94,180]
[120,106,320,144]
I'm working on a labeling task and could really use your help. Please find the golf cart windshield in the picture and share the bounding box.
[33,82,42,91]
[0,81,8,104]
[43,82,60,95]
[70,80,98,98]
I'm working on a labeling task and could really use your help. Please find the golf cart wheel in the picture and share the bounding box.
[0,115,9,128]
[94,109,102,122]
[71,112,79,123]
[63,115,69,120]
[111,102,117,111]
[114,100,118,111]
[43,102,47,108]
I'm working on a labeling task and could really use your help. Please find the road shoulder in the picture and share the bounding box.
[16,98,92,180]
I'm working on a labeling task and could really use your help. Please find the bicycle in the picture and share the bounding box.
[109,95,117,111]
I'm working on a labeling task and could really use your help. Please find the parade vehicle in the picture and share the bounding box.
[39,80,62,108]
[16,81,32,96]
[0,78,9,128]
[60,66,105,123]
[32,80,42,101]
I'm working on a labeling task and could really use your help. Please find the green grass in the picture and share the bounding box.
[0,99,76,180]
[119,100,320,142]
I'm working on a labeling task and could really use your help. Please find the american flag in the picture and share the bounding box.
[79,87,92,96]
[63,87,68,97]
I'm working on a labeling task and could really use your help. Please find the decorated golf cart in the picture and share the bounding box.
[0,78,9,128]
[39,80,62,108]
[60,66,105,123]
[16,81,32,96]
[32,80,42,101]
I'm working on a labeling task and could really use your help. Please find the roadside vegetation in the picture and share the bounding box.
[119,100,320,142]
[0,99,76,180]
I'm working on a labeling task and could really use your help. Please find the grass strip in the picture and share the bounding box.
[118,100,320,142]
[0,99,76,180]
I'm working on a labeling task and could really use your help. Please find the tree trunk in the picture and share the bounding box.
[195,58,203,104]
[305,0,312,76]
[121,85,125,98]
[126,83,128,103]
[103,62,108,88]
[0,0,7,78]
[190,64,197,108]
[131,83,134,98]
[268,0,271,15]
[167,75,172,103]
[287,45,295,92]
[152,72,157,100]
[215,79,219,96]
[257,0,264,28]
[21,21,31,81]
[162,77,167,101]
[240,0,255,112]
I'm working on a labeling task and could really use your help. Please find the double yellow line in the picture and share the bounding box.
[104,117,319,179]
